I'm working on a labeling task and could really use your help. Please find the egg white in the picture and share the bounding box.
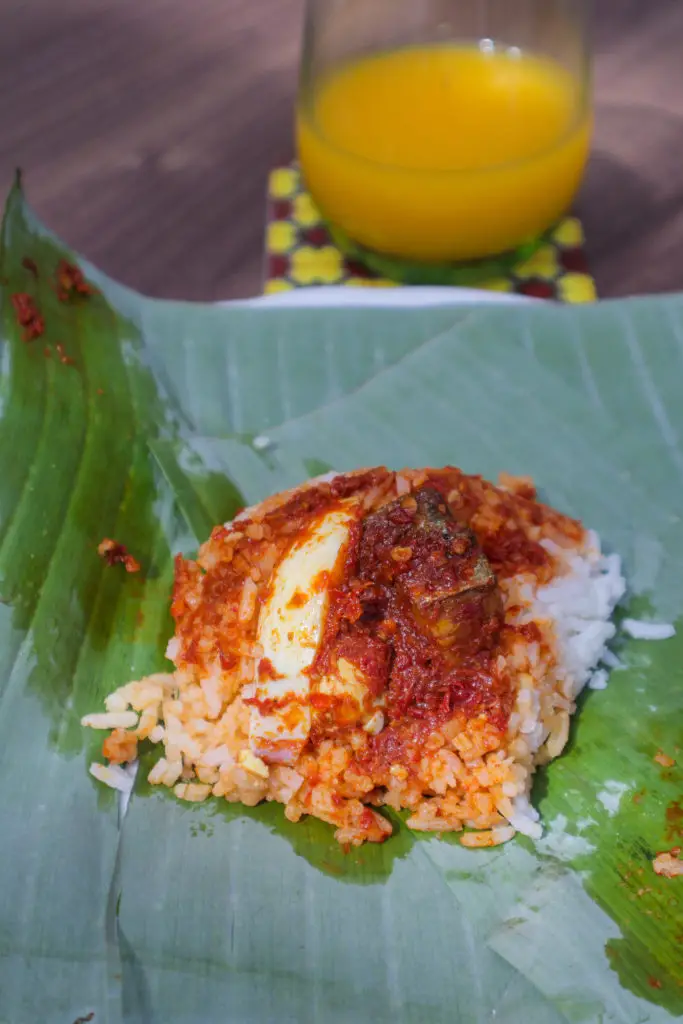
[249,500,359,763]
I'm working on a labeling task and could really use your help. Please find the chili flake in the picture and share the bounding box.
[97,538,141,573]
[54,259,97,301]
[11,292,44,342]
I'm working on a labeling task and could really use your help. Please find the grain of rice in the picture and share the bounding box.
[82,711,138,730]
[363,710,385,735]
[589,668,608,690]
[238,577,258,623]
[238,750,270,779]
[104,692,130,713]
[174,782,212,802]
[89,761,135,793]
[622,619,675,641]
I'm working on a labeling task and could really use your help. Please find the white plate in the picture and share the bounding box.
[228,285,532,309]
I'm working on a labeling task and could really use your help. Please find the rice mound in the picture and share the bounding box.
[83,466,625,847]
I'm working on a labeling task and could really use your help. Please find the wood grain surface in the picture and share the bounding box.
[1,0,682,300]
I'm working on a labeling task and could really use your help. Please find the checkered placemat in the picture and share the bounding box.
[264,165,596,302]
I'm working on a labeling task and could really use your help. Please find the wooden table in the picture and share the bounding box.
[1,0,682,301]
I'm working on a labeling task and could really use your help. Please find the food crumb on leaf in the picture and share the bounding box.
[97,538,141,573]
[655,749,676,768]
[653,848,683,878]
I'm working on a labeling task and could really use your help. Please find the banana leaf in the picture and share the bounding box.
[0,176,681,1024]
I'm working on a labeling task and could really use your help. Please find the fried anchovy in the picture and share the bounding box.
[361,486,502,653]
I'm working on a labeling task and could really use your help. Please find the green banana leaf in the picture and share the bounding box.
[1,176,682,1024]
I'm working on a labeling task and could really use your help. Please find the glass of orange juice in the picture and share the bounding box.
[296,0,592,283]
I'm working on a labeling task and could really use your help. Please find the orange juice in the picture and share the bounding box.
[297,45,591,262]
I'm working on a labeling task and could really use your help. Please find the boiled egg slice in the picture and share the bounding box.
[249,499,359,764]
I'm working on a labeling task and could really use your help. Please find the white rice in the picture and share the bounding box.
[599,648,624,670]
[588,668,609,691]
[504,534,675,840]
[534,532,626,701]
[504,533,626,839]
[81,711,139,730]
[622,618,676,640]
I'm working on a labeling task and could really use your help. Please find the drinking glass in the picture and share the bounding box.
[296,0,592,283]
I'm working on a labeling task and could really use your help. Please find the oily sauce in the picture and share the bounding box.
[310,486,509,757]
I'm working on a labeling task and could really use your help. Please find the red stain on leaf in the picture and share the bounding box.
[11,292,44,341]
[54,259,97,302]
